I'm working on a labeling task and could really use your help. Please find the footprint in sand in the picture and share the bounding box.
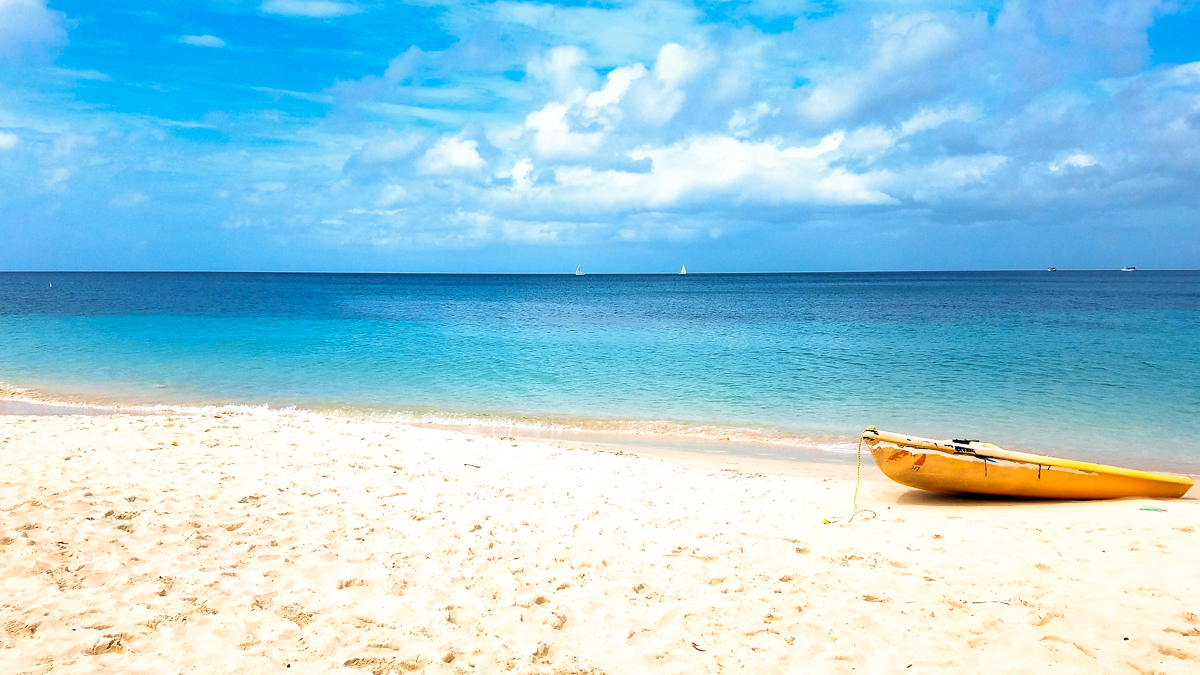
[1156,644,1197,661]
[4,620,38,638]
[277,604,314,628]
[1033,612,1063,627]
[1039,635,1093,657]
[532,643,553,665]
[86,635,126,656]
[549,611,569,630]
[343,656,424,673]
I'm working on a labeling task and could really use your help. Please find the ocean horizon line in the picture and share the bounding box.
[3,269,1197,275]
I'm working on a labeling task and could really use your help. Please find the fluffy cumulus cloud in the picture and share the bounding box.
[0,0,66,59]
[303,1,1200,259]
[418,135,486,174]
[1,0,1199,270]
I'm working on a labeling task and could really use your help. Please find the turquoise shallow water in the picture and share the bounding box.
[1,271,1197,471]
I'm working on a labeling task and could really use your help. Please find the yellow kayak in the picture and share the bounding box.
[862,429,1194,499]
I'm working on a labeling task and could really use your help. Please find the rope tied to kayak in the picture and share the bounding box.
[849,427,878,523]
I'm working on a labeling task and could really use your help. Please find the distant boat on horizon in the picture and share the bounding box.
[679,264,686,275]
[1121,266,1137,272]
[1047,267,1057,272]
[575,266,585,276]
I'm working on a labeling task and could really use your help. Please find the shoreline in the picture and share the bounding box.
[2,410,1198,673]
[0,393,886,482]
[0,385,863,464]
[6,387,1199,477]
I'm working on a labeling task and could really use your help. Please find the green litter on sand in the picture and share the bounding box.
[1139,507,1167,512]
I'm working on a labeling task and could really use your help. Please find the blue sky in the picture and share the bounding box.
[1,0,1198,272]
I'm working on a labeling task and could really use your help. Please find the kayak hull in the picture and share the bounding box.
[862,429,1193,500]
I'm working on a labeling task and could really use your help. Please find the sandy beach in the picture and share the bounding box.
[1,412,1197,674]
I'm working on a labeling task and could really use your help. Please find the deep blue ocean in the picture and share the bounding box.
[1,271,1197,471]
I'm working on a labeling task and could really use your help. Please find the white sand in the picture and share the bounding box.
[1,412,1197,674]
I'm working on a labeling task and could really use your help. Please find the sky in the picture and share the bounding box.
[1,0,1198,273]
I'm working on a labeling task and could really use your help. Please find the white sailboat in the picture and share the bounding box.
[575,266,585,276]
[679,264,686,275]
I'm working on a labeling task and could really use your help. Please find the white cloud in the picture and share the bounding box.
[524,101,604,159]
[526,45,594,99]
[457,28,1015,225]
[357,133,424,164]
[109,190,147,208]
[1027,0,1161,73]
[538,132,894,209]
[1049,153,1098,172]
[251,86,334,103]
[487,123,526,150]
[797,12,976,123]
[728,101,777,138]
[479,0,700,66]
[48,67,110,80]
[516,55,656,161]
[418,136,485,174]
[500,218,563,243]
[4,0,1199,266]
[1166,62,1200,86]
[246,181,286,203]
[43,166,70,190]
[838,106,978,159]
[0,0,66,59]
[624,43,702,124]
[50,132,96,158]
[632,133,891,205]
[652,42,698,91]
[584,64,647,114]
[507,159,534,187]
[260,0,361,18]
[178,35,226,48]
[898,105,976,136]
[376,184,407,207]
[884,155,1008,202]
